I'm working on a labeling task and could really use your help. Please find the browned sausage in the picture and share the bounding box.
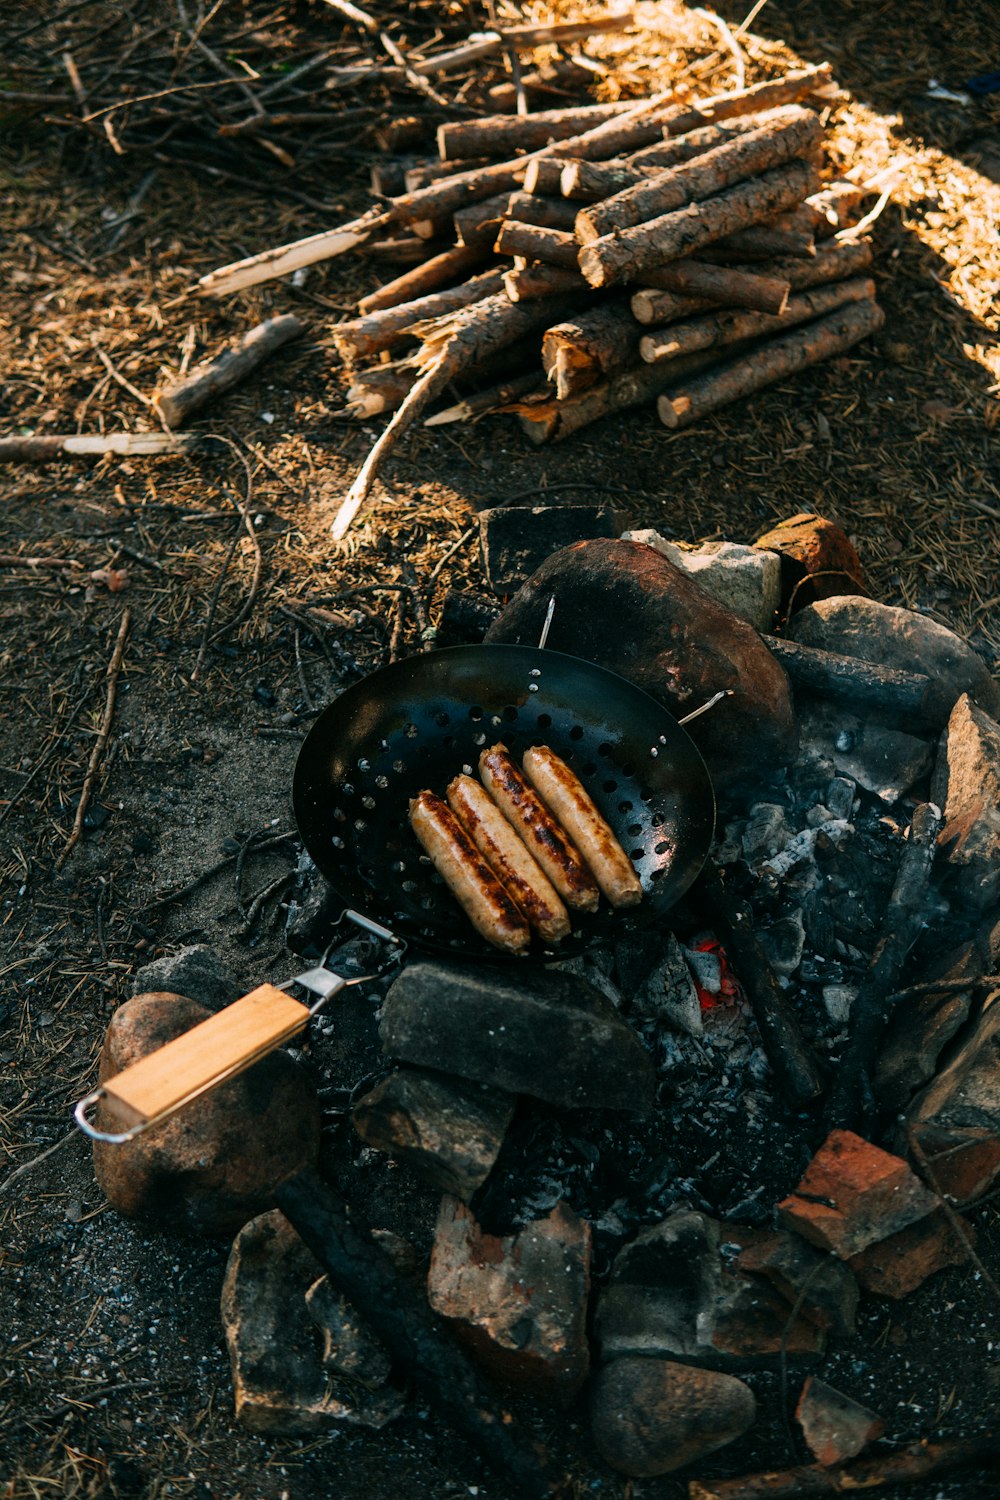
[478,744,600,913]
[408,791,531,954]
[522,745,643,908]
[447,774,571,944]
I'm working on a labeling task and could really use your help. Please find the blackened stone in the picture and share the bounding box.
[794,703,933,805]
[434,589,501,648]
[305,1275,394,1389]
[479,503,619,595]
[131,945,240,1012]
[874,942,982,1113]
[931,694,1000,911]
[352,1068,515,1199]
[595,1211,720,1362]
[736,1230,859,1337]
[906,991,1000,1201]
[485,537,797,792]
[379,959,654,1113]
[590,1357,756,1477]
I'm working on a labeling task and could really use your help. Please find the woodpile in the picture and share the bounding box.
[197,59,886,538]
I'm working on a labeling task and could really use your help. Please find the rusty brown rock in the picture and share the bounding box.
[778,1130,939,1260]
[796,1376,884,1467]
[486,537,797,792]
[847,1210,973,1298]
[753,512,867,612]
[589,1357,756,1477]
[93,992,321,1235]
[427,1196,591,1398]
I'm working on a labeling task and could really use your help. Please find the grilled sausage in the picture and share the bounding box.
[522,745,643,908]
[409,790,531,954]
[479,744,600,913]
[447,774,571,944]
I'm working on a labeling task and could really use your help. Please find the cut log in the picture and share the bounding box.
[755,236,874,289]
[764,637,933,722]
[657,297,885,429]
[403,157,490,191]
[575,108,821,243]
[630,286,716,326]
[706,222,816,260]
[502,262,588,301]
[153,314,304,428]
[658,63,832,138]
[513,349,720,444]
[0,432,203,462]
[344,361,416,417]
[437,101,645,161]
[560,116,774,201]
[425,372,544,427]
[332,269,506,364]
[452,193,514,249]
[506,192,580,232]
[358,244,486,314]
[640,277,875,362]
[579,157,820,288]
[521,158,575,195]
[494,221,580,270]
[635,260,791,317]
[541,301,641,399]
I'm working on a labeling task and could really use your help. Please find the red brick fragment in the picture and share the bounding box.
[778,1130,939,1259]
[796,1376,884,1467]
[848,1209,973,1298]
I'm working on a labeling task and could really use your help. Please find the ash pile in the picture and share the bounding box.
[90,515,1000,1495]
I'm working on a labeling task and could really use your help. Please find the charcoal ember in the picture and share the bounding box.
[427,1196,591,1398]
[847,1209,973,1298]
[824,776,858,821]
[822,984,857,1025]
[931,694,1000,911]
[758,908,805,976]
[93,993,321,1235]
[622,529,781,631]
[479,502,619,594]
[284,856,343,957]
[589,1357,756,1477]
[631,933,703,1037]
[305,1276,394,1389]
[796,1376,884,1466]
[905,988,1000,1201]
[735,1229,859,1337]
[786,596,1000,725]
[485,537,797,793]
[131,945,240,1012]
[778,1130,940,1259]
[794,704,933,805]
[753,512,867,612]
[434,588,501,647]
[379,960,655,1114]
[221,1210,402,1433]
[874,941,982,1113]
[741,802,792,862]
[351,1068,515,1200]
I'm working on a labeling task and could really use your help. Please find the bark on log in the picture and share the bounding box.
[688,1436,1000,1500]
[154,314,304,428]
[631,286,716,326]
[404,157,490,191]
[513,350,720,444]
[0,432,203,461]
[522,158,574,195]
[542,301,641,398]
[332,269,506,364]
[494,221,580,269]
[561,116,777,201]
[754,236,874,288]
[575,108,821,244]
[452,193,514,249]
[705,223,816,260]
[825,801,945,1132]
[425,371,544,426]
[344,361,416,417]
[657,297,884,429]
[437,101,640,161]
[640,277,875,363]
[358,244,486,314]
[276,1169,557,1498]
[364,236,446,264]
[579,158,820,288]
[658,64,832,138]
[506,192,580,232]
[502,262,588,301]
[763,636,933,722]
[634,260,791,318]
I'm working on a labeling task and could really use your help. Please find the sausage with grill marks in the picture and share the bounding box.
[447,773,571,944]
[409,791,531,953]
[478,743,600,913]
[522,745,643,908]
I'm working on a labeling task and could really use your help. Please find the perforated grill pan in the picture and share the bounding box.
[292,644,716,962]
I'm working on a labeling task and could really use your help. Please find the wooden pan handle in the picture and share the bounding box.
[85,985,312,1138]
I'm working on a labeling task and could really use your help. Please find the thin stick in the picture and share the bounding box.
[55,609,132,870]
[0,1132,81,1197]
[688,1435,1000,1500]
[694,6,745,90]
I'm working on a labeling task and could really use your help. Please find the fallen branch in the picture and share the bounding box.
[154,314,304,427]
[658,298,884,428]
[198,208,391,297]
[332,269,506,364]
[55,608,132,871]
[640,277,874,362]
[688,1435,1000,1500]
[494,221,580,269]
[358,244,486,314]
[0,432,203,461]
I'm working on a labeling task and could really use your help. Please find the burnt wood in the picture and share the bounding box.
[764,636,933,722]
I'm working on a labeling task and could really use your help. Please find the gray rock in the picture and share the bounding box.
[795,703,933,804]
[931,693,1000,911]
[479,503,619,594]
[379,960,655,1113]
[622,530,781,631]
[221,1210,403,1433]
[352,1068,515,1200]
[786,596,1000,725]
[427,1196,591,1397]
[589,1357,756,1477]
[131,945,240,1011]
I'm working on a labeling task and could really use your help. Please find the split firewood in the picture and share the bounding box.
[357,244,486,315]
[542,301,641,398]
[0,432,203,462]
[330,291,579,539]
[560,116,774,200]
[452,193,514,250]
[705,222,816,260]
[640,277,875,363]
[198,207,392,297]
[332,269,506,364]
[579,157,820,288]
[505,192,580,232]
[344,361,416,417]
[688,1435,1000,1500]
[513,349,721,445]
[502,262,588,301]
[425,372,544,427]
[634,259,791,318]
[494,221,580,270]
[575,107,821,244]
[153,313,304,427]
[437,101,642,161]
[657,297,884,429]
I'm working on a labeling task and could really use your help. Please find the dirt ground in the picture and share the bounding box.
[1,2,999,1497]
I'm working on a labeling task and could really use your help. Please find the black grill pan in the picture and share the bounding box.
[293,644,716,961]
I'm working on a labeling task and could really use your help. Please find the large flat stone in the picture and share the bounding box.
[379,959,655,1113]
